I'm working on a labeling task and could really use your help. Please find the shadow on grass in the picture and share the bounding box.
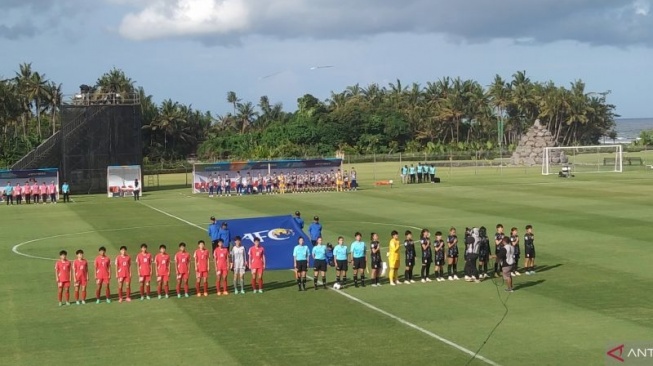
[533,263,563,273]
[513,279,546,290]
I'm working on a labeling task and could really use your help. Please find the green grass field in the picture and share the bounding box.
[1,162,652,366]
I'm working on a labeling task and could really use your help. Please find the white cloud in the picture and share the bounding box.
[119,0,250,40]
[634,0,650,15]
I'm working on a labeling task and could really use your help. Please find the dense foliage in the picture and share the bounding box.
[1,64,617,167]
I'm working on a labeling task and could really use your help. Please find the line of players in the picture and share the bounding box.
[206,168,358,196]
[292,224,537,291]
[53,237,266,306]
[2,180,70,205]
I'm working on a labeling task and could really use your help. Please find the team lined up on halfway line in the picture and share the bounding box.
[1,180,71,205]
[53,221,536,305]
[203,168,358,196]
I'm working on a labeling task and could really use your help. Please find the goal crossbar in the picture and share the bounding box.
[542,145,623,175]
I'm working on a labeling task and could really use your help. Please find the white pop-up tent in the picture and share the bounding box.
[107,165,142,198]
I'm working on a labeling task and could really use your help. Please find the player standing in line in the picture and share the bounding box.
[94,246,111,303]
[31,181,39,204]
[214,239,230,295]
[350,232,367,288]
[493,224,505,277]
[73,249,88,305]
[230,236,247,294]
[510,227,521,276]
[40,181,48,203]
[4,182,13,205]
[115,246,132,303]
[194,240,210,297]
[333,236,349,288]
[370,233,383,287]
[23,181,30,204]
[224,174,232,197]
[403,230,416,284]
[136,243,153,300]
[175,242,191,298]
[293,237,310,291]
[477,227,491,279]
[433,231,446,281]
[350,168,357,191]
[312,237,328,290]
[55,250,72,306]
[48,181,57,203]
[523,225,536,275]
[14,183,22,205]
[447,227,460,280]
[495,236,515,292]
[248,237,266,293]
[155,245,171,299]
[419,229,432,283]
[388,230,401,285]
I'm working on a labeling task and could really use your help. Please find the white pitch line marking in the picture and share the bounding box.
[139,202,502,366]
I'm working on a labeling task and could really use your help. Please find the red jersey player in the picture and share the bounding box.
[175,242,191,298]
[55,250,72,306]
[73,249,89,305]
[155,244,171,299]
[248,237,266,293]
[136,243,153,300]
[94,246,111,304]
[115,246,132,303]
[213,239,231,295]
[194,240,210,297]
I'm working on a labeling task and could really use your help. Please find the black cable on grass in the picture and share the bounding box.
[464,275,510,366]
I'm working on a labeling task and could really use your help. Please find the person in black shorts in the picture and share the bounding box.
[293,237,310,291]
[477,226,491,279]
[312,237,328,290]
[370,233,383,287]
[403,230,416,284]
[434,231,446,281]
[333,236,349,287]
[510,227,521,277]
[493,224,505,277]
[446,227,460,280]
[523,225,536,275]
[419,229,432,282]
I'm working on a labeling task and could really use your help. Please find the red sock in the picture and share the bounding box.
[118,288,123,299]
[164,284,169,295]
[157,283,162,295]
[74,289,79,301]
[145,285,150,296]
[196,282,200,294]
[126,287,131,298]
[176,282,181,294]
[184,282,189,294]
[96,287,101,299]
[258,278,263,290]
[106,286,111,298]
[223,279,228,293]
[64,289,69,302]
[58,290,63,302]
[216,280,220,293]
[203,282,208,294]
[140,284,144,296]
[251,279,256,290]
[82,290,86,301]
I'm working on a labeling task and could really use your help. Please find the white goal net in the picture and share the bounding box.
[542,145,623,175]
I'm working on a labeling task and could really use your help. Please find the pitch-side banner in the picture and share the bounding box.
[193,158,342,193]
[212,215,312,270]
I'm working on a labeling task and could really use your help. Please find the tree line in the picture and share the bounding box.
[1,64,617,167]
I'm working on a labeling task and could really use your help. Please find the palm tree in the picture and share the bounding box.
[227,91,239,115]
[14,62,34,139]
[44,82,62,136]
[95,68,135,95]
[236,102,257,134]
[22,71,48,140]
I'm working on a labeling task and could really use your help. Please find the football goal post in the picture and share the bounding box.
[542,145,622,175]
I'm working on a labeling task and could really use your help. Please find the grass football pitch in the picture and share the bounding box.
[1,162,652,366]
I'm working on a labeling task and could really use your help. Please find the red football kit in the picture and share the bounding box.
[115,255,131,282]
[214,247,229,272]
[249,246,265,270]
[175,251,191,279]
[155,253,170,280]
[194,249,210,278]
[95,255,111,284]
[136,252,153,281]
[73,259,88,286]
[55,260,72,286]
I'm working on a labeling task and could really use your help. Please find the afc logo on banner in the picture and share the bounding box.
[242,228,295,243]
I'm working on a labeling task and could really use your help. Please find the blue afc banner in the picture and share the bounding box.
[214,215,312,270]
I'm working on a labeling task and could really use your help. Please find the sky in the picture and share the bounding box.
[1,0,652,118]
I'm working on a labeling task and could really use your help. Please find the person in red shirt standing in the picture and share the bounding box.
[155,244,171,299]
[175,242,191,298]
[31,181,39,204]
[23,181,31,204]
[73,249,89,305]
[55,250,72,306]
[248,237,266,293]
[213,239,230,296]
[194,240,210,297]
[39,182,48,204]
[95,246,111,303]
[48,181,57,203]
[115,246,132,303]
[136,243,153,300]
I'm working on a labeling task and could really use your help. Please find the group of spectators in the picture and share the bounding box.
[401,163,437,184]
